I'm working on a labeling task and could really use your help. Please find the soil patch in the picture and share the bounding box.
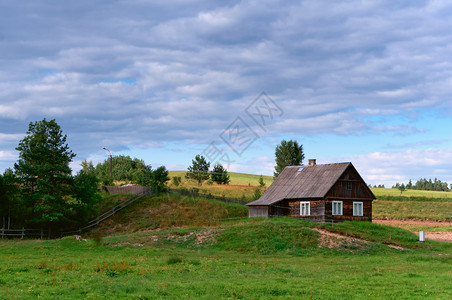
[313,228,404,250]
[374,219,452,243]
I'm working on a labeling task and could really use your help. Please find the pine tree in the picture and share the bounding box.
[185,155,210,185]
[211,163,230,184]
[14,119,76,236]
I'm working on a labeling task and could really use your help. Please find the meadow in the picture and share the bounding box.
[1,217,451,299]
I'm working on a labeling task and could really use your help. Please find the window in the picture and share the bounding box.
[353,202,363,216]
[332,201,343,215]
[346,182,352,191]
[300,202,310,216]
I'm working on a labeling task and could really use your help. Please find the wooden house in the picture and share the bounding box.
[247,160,375,222]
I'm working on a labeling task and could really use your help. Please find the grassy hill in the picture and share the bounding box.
[1,212,451,298]
[1,191,451,298]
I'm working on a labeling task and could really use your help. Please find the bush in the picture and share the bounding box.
[172,176,182,186]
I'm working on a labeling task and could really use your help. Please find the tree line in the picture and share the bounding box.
[0,119,101,236]
[393,178,451,192]
[0,119,171,236]
[1,118,305,235]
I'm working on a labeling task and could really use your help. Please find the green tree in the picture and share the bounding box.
[172,176,182,186]
[81,160,95,174]
[274,140,304,178]
[14,119,76,236]
[136,165,170,194]
[185,155,210,185]
[152,166,170,193]
[252,188,262,200]
[0,170,20,228]
[258,175,266,187]
[71,170,101,225]
[94,155,145,184]
[211,163,230,184]
[398,183,406,195]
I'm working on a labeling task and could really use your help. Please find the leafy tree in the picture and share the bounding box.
[152,166,170,193]
[94,155,145,184]
[71,171,101,225]
[136,165,170,194]
[274,140,304,178]
[211,163,230,184]
[14,119,76,236]
[185,155,210,185]
[258,175,266,187]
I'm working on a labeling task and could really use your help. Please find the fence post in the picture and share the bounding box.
[41,229,43,240]
[21,227,25,239]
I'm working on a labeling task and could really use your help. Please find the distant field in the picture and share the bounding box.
[370,188,452,221]
[168,170,274,186]
[371,187,452,198]
[168,171,273,199]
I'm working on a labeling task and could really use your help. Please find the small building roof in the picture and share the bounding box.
[247,162,371,206]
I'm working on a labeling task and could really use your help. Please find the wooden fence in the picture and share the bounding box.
[1,186,248,239]
[1,187,152,239]
[104,185,150,195]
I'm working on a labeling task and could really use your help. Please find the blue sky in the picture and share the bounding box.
[1,0,452,187]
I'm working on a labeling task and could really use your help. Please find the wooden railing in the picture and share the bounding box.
[1,187,152,239]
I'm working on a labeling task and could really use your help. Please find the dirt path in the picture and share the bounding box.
[373,219,452,242]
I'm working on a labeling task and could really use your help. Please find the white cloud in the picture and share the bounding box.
[0,0,451,179]
[343,148,452,186]
[0,150,17,161]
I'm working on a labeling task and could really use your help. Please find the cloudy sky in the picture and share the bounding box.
[1,0,452,186]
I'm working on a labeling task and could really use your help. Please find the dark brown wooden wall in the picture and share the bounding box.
[324,199,372,222]
[326,166,374,200]
[285,199,326,222]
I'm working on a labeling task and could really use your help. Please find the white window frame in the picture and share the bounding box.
[353,202,363,216]
[300,202,310,216]
[332,201,343,216]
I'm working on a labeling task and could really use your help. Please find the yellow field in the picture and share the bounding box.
[167,171,272,198]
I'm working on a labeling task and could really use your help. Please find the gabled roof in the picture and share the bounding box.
[247,162,372,206]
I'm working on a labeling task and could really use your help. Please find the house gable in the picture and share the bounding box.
[325,164,375,200]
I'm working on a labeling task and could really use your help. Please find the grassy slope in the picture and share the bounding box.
[1,217,451,299]
[90,193,248,236]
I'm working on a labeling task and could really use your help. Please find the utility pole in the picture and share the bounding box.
[103,147,113,179]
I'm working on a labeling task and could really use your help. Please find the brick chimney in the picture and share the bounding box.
[308,159,316,167]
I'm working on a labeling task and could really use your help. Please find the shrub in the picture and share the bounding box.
[172,176,182,186]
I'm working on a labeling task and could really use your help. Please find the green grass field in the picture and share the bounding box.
[1,216,451,299]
